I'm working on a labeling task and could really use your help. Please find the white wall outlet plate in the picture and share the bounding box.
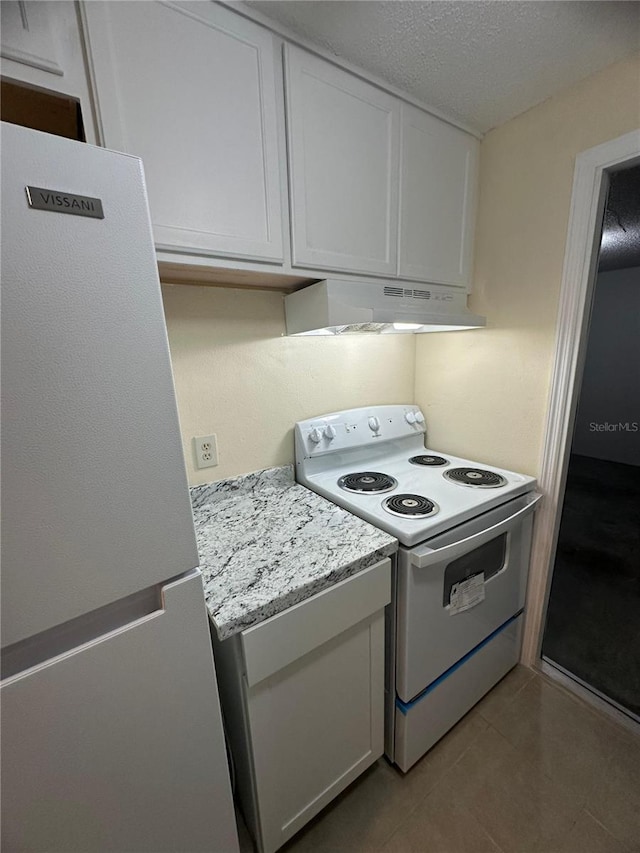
[193,434,218,469]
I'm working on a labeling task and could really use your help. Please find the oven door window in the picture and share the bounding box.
[442,534,507,607]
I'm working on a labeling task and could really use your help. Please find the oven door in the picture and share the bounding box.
[395,492,541,703]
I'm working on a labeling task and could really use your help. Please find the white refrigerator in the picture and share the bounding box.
[1,122,239,853]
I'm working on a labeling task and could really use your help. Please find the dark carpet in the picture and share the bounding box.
[542,453,640,717]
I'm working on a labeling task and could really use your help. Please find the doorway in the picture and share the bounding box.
[521,129,640,728]
[541,163,640,721]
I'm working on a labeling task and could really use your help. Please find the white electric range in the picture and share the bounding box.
[295,405,541,772]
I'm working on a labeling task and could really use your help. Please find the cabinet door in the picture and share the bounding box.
[240,559,390,853]
[248,612,385,853]
[1,1,65,76]
[398,104,478,288]
[285,44,400,276]
[1,1,97,142]
[83,1,284,263]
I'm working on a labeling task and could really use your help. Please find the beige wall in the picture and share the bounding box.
[414,55,640,476]
[164,57,639,486]
[162,284,416,484]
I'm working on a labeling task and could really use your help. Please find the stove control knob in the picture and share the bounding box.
[415,411,425,424]
[368,416,381,432]
[324,425,337,440]
[309,427,323,444]
[405,412,416,425]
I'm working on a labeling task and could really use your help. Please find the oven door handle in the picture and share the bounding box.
[410,492,542,569]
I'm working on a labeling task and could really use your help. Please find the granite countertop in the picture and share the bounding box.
[190,465,397,641]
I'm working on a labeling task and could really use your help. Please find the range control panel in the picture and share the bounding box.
[295,405,426,459]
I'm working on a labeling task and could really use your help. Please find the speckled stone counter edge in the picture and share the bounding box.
[190,466,397,641]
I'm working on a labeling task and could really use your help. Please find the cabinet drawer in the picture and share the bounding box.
[241,558,391,686]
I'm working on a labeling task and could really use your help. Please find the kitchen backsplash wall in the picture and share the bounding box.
[414,54,640,477]
[162,284,416,485]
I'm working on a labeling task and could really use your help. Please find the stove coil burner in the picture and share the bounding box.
[444,467,507,488]
[409,455,449,467]
[383,494,439,518]
[338,472,398,494]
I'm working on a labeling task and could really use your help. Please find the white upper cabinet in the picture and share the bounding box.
[78,3,478,285]
[1,1,97,141]
[284,44,400,277]
[83,1,284,263]
[1,1,66,77]
[399,104,478,288]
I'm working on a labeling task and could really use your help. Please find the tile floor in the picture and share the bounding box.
[239,666,640,853]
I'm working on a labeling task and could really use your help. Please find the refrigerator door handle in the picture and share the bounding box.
[1,570,239,853]
[1,571,200,682]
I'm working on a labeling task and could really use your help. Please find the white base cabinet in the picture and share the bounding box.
[212,558,391,853]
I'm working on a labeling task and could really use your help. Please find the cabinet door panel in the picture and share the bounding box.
[84,1,284,262]
[399,104,478,288]
[1,1,97,141]
[1,1,63,75]
[247,612,385,853]
[285,44,399,276]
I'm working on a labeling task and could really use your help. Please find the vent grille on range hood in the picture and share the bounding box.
[383,286,433,300]
[284,279,486,336]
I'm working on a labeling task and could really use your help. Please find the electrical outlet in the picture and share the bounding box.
[193,434,218,469]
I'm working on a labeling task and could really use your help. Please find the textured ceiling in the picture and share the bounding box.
[245,0,640,133]
[599,164,640,273]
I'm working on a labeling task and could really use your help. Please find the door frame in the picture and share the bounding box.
[521,128,640,667]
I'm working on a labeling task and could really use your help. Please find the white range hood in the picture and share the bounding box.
[284,279,486,335]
